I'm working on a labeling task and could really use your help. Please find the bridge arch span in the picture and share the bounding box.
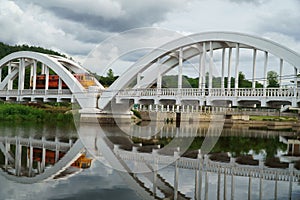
[99,31,300,109]
[0,51,103,108]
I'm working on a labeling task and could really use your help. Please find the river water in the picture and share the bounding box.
[1,121,300,199]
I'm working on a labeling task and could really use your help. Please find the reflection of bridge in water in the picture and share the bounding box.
[80,123,300,200]
[0,136,90,184]
[128,121,298,139]
[1,124,300,199]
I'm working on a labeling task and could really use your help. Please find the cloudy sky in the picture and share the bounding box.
[1,0,300,80]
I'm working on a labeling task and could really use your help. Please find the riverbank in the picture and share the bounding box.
[0,102,73,122]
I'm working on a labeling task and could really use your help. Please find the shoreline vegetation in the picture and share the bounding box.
[0,102,73,122]
[0,102,297,123]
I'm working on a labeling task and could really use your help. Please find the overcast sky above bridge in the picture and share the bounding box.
[1,0,300,81]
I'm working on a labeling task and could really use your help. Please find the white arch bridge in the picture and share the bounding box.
[0,51,103,110]
[1,32,300,112]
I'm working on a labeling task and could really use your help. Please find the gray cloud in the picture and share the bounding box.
[15,0,186,32]
[1,0,300,78]
[1,0,187,59]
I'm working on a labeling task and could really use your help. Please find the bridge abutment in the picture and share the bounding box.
[80,111,132,124]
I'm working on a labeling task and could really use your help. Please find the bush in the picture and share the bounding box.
[0,103,73,122]
[131,109,141,119]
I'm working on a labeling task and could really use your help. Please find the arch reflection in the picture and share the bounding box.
[79,121,300,200]
[0,135,92,184]
[2,121,300,199]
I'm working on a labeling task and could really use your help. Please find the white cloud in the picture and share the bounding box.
[0,0,300,79]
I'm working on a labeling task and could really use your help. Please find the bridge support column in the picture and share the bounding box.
[178,48,183,91]
[248,174,252,200]
[15,137,22,176]
[230,157,236,200]
[58,77,62,91]
[201,43,206,93]
[174,159,179,200]
[195,153,203,200]
[279,59,283,88]
[45,65,49,91]
[231,99,238,107]
[274,172,278,200]
[199,99,205,106]
[41,137,46,172]
[55,137,59,162]
[259,160,264,200]
[221,48,225,90]
[209,41,213,92]
[217,171,221,200]
[32,60,37,90]
[204,155,209,200]
[288,163,294,200]
[234,44,240,95]
[292,99,297,107]
[293,67,298,107]
[260,98,267,107]
[224,170,227,200]
[205,98,212,106]
[18,58,26,101]
[133,98,140,105]
[28,137,33,177]
[153,157,158,197]
[156,59,162,92]
[252,49,257,89]
[7,62,13,90]
[5,138,10,170]
[199,52,203,89]
[263,52,268,94]
[227,48,232,90]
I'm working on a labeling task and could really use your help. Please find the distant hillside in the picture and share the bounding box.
[0,42,65,59]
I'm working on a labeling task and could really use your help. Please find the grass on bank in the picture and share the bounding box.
[0,102,73,122]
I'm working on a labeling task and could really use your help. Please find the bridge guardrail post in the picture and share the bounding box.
[230,157,236,200]
[288,163,294,199]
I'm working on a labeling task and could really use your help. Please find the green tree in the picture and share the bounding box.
[238,72,251,88]
[267,71,279,88]
[98,69,118,87]
[106,69,115,83]
[237,72,263,88]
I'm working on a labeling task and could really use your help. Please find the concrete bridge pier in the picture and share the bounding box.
[260,99,267,107]
[231,99,238,107]
[292,99,297,107]
[80,99,132,124]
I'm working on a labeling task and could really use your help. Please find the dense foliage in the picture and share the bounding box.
[0,103,73,122]
[98,69,119,87]
[0,42,65,59]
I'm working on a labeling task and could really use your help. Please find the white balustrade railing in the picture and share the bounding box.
[115,147,300,182]
[134,104,280,114]
[0,89,73,96]
[117,88,298,98]
[0,137,72,152]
